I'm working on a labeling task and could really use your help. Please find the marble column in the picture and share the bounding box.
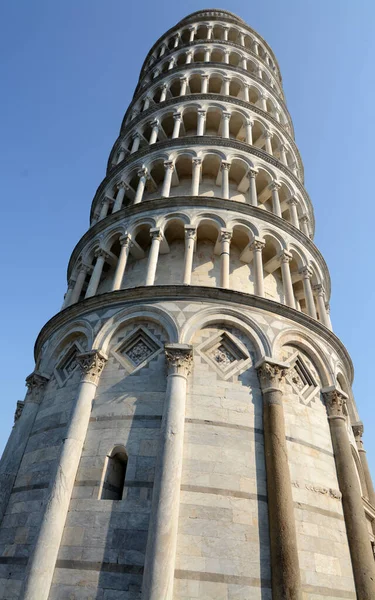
[241,57,247,70]
[353,422,375,507]
[325,302,333,330]
[85,249,109,298]
[172,112,182,139]
[222,111,231,138]
[243,85,250,102]
[134,167,149,204]
[264,130,273,154]
[161,161,174,198]
[117,146,126,164]
[191,158,202,196]
[269,181,282,217]
[142,345,193,600]
[21,351,107,600]
[183,226,196,285]
[223,76,230,95]
[245,118,253,144]
[256,359,302,600]
[189,26,195,42]
[180,77,188,96]
[250,239,265,297]
[149,120,160,145]
[160,84,168,102]
[221,161,230,199]
[201,75,209,93]
[252,40,259,55]
[61,279,75,309]
[173,33,180,48]
[322,388,375,600]
[168,58,175,71]
[224,51,230,65]
[301,266,317,319]
[113,181,128,212]
[313,284,330,328]
[300,215,310,237]
[248,168,258,206]
[279,143,288,166]
[287,197,300,229]
[197,110,206,136]
[260,94,268,111]
[223,26,229,41]
[186,51,193,65]
[143,96,151,111]
[99,196,111,220]
[204,48,210,62]
[70,265,91,304]
[280,250,295,309]
[220,229,232,288]
[145,229,163,285]
[131,133,141,153]
[111,235,131,291]
[0,373,49,526]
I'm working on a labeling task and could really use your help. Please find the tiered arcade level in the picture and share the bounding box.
[1,9,375,600]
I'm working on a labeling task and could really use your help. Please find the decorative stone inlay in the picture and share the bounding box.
[14,400,24,423]
[126,339,154,365]
[76,350,107,385]
[54,343,84,387]
[197,330,251,380]
[112,326,163,373]
[286,351,319,406]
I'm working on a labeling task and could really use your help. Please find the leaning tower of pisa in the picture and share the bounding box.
[1,8,374,600]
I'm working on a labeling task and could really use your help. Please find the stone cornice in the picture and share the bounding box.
[91,137,313,230]
[69,197,329,296]
[139,12,282,85]
[33,285,352,383]
[127,63,292,135]
[110,94,301,178]
[139,39,282,95]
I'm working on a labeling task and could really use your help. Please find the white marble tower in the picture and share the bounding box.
[0,9,374,600]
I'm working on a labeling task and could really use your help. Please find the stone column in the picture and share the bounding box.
[70,265,90,304]
[300,215,310,237]
[143,96,151,111]
[85,249,108,298]
[21,351,107,600]
[186,51,193,65]
[168,58,175,71]
[131,132,141,153]
[189,26,195,42]
[173,33,180,48]
[145,229,163,285]
[142,345,193,600]
[313,284,330,328]
[161,161,174,198]
[201,75,209,93]
[353,422,375,507]
[325,302,333,330]
[224,50,230,64]
[99,196,111,220]
[197,110,206,136]
[248,168,258,206]
[256,359,302,600]
[301,266,317,319]
[241,57,247,70]
[191,158,202,196]
[220,229,232,288]
[223,77,231,96]
[250,239,265,297]
[223,26,229,41]
[245,118,253,144]
[117,146,126,164]
[269,181,282,217]
[221,161,230,199]
[207,25,213,40]
[111,236,131,291]
[113,181,128,212]
[243,84,250,102]
[204,47,210,62]
[287,197,300,229]
[180,77,188,96]
[183,226,196,285]
[260,93,268,111]
[279,143,288,166]
[252,40,259,54]
[239,32,245,46]
[172,112,182,139]
[160,84,168,102]
[149,120,159,145]
[280,250,295,309]
[264,130,273,154]
[0,373,49,526]
[134,167,149,204]
[322,388,375,600]
[61,279,75,309]
[222,111,231,139]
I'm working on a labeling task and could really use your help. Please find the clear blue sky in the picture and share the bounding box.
[0,0,374,474]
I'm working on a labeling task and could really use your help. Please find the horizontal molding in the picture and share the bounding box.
[74,480,153,489]
[34,286,352,381]
[175,568,271,588]
[180,484,267,502]
[89,414,162,423]
[55,559,143,575]
[294,501,345,521]
[185,418,263,436]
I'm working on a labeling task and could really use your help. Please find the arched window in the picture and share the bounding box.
[100,446,127,500]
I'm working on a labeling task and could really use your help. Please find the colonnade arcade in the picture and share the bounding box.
[63,215,331,329]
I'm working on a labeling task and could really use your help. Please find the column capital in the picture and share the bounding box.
[25,372,49,403]
[250,237,265,252]
[263,129,273,139]
[131,131,141,140]
[286,195,298,206]
[165,344,193,378]
[150,118,160,128]
[119,234,132,248]
[321,387,348,420]
[150,227,163,242]
[222,111,231,120]
[312,283,325,297]
[220,160,231,171]
[300,214,309,224]
[173,111,182,121]
[223,75,231,82]
[188,25,196,32]
[255,357,289,393]
[248,167,258,178]
[268,180,281,191]
[116,180,128,191]
[197,108,207,117]
[14,400,24,423]
[137,166,149,179]
[220,228,232,242]
[301,265,313,279]
[179,76,188,83]
[201,74,209,81]
[246,118,254,127]
[184,225,197,240]
[67,278,76,290]
[95,248,111,260]
[161,82,168,90]
[192,157,202,167]
[279,249,293,263]
[80,263,92,275]
[352,421,364,442]
[76,350,107,385]
[163,160,174,171]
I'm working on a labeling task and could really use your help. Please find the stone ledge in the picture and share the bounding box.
[34,286,352,381]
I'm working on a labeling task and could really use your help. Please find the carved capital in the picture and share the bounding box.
[150,119,159,129]
[76,350,107,385]
[165,344,193,378]
[184,226,197,240]
[222,111,231,120]
[150,228,163,242]
[116,180,128,191]
[221,160,231,172]
[279,250,293,264]
[220,229,232,243]
[301,265,313,280]
[197,109,207,118]
[119,234,132,249]
[248,168,258,179]
[192,158,202,167]
[163,160,174,171]
[246,118,254,127]
[268,180,281,191]
[137,167,149,179]
[131,131,141,140]
[263,130,273,139]
[95,248,110,260]
[322,387,348,419]
[352,421,364,442]
[287,196,298,206]
[14,401,24,423]
[256,358,288,393]
[250,238,265,252]
[25,372,49,404]
[80,263,92,275]
[313,284,325,297]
